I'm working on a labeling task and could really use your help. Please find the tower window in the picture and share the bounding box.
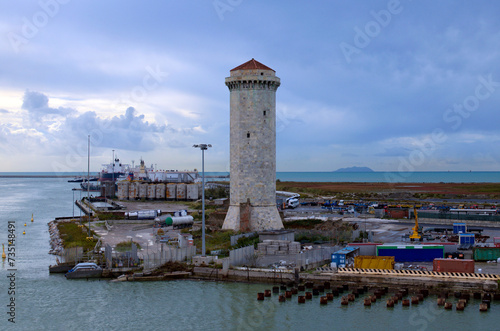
[263,110,266,116]
[247,132,250,138]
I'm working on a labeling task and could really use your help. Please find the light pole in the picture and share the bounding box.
[112,149,115,199]
[193,144,212,257]
[112,149,115,182]
[87,134,91,238]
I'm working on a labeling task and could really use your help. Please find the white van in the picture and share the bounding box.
[286,197,300,209]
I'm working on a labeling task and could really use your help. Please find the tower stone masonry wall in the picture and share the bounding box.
[222,60,284,231]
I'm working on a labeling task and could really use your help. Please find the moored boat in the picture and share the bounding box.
[49,261,75,273]
[65,262,103,279]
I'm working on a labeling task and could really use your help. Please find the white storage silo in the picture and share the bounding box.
[166,183,176,200]
[147,184,156,200]
[138,183,147,199]
[186,184,199,200]
[117,181,129,200]
[128,182,138,200]
[176,183,186,200]
[156,183,166,200]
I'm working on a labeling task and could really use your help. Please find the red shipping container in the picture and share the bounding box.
[433,258,475,273]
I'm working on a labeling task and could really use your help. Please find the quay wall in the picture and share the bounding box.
[191,267,498,293]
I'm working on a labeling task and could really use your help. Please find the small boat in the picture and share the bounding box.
[49,261,75,273]
[68,177,84,183]
[65,262,103,279]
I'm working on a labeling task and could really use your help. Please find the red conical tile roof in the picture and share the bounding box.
[230,58,275,72]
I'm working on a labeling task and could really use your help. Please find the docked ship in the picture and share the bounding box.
[99,158,129,182]
[101,157,200,184]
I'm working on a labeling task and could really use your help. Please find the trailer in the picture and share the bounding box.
[155,215,194,229]
[125,209,161,220]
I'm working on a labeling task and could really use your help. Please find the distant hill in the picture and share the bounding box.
[333,166,374,172]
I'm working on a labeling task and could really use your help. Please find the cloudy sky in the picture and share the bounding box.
[1,1,500,172]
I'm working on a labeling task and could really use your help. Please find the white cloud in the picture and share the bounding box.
[0,1,500,171]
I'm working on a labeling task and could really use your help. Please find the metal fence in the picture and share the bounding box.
[293,246,340,269]
[229,245,256,266]
[105,243,140,269]
[62,246,84,263]
[140,244,196,271]
[255,245,341,269]
[105,244,112,269]
[415,211,500,222]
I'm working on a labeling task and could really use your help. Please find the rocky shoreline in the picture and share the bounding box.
[48,220,64,255]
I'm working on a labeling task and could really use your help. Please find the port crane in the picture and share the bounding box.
[409,206,423,241]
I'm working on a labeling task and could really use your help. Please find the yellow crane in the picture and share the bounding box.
[409,206,422,241]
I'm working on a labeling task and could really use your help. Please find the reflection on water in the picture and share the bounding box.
[0,178,498,331]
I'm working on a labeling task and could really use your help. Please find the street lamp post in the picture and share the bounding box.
[112,149,115,183]
[112,149,115,199]
[193,144,212,257]
[87,134,91,238]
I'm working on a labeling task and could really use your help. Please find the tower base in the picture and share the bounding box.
[222,203,284,232]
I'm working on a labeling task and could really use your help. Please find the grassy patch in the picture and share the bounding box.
[294,232,331,244]
[96,212,124,220]
[115,240,142,252]
[235,233,260,249]
[57,221,98,249]
[205,186,229,199]
[284,219,323,230]
[189,229,235,254]
[190,202,218,211]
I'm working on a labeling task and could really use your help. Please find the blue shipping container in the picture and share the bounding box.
[453,223,467,234]
[377,245,444,262]
[331,246,359,267]
[331,253,346,267]
[459,233,475,245]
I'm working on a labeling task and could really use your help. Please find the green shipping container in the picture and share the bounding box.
[473,247,500,261]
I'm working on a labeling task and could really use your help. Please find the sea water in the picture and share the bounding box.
[0,176,499,331]
[204,171,500,183]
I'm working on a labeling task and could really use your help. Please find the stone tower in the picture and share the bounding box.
[222,59,284,232]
